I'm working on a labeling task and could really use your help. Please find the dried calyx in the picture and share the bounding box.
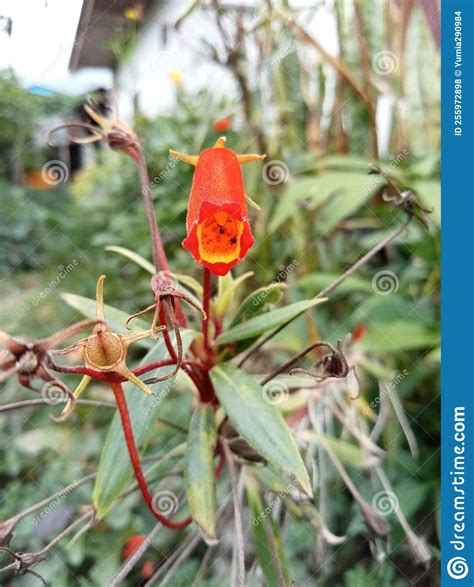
[0,547,48,585]
[126,272,206,383]
[0,320,99,393]
[48,98,139,160]
[369,165,432,228]
[290,337,353,381]
[52,275,162,421]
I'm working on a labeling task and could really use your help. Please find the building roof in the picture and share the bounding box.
[69,0,151,71]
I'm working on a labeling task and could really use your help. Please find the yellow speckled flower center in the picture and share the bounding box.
[197,211,243,263]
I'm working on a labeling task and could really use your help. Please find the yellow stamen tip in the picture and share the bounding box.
[96,275,107,322]
[214,136,227,149]
[169,150,199,166]
[236,154,267,165]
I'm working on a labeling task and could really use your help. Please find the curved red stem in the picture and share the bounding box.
[110,382,192,530]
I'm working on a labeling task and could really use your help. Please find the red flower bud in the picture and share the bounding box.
[212,116,232,132]
[352,323,365,341]
[170,137,265,275]
[123,535,146,560]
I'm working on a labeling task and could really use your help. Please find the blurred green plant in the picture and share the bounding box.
[0,1,440,585]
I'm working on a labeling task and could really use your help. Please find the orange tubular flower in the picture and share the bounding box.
[170,137,265,276]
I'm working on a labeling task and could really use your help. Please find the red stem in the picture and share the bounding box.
[135,146,169,275]
[135,358,194,376]
[134,145,186,327]
[159,307,178,362]
[51,359,193,380]
[110,382,192,530]
[202,268,212,358]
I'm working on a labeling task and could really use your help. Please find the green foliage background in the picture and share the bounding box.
[0,2,440,585]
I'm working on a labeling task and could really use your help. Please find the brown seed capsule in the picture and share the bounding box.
[84,332,125,370]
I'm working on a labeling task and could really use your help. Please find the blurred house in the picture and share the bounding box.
[69,0,240,119]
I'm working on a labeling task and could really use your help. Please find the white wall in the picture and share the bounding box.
[116,1,239,119]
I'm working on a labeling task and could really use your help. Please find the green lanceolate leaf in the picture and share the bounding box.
[269,171,377,233]
[269,176,334,232]
[184,405,218,544]
[105,245,156,274]
[361,321,440,352]
[216,298,326,346]
[247,478,292,587]
[105,247,203,306]
[315,173,380,235]
[168,272,203,298]
[210,364,312,496]
[92,329,198,518]
[228,283,286,328]
[412,180,441,225]
[297,273,372,297]
[61,292,151,346]
[303,432,379,469]
[215,271,254,318]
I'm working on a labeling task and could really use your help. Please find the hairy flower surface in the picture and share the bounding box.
[171,137,265,275]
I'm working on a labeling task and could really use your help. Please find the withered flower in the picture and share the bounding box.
[0,547,47,585]
[52,275,162,420]
[126,272,205,383]
[0,319,98,393]
[369,165,432,228]
[286,336,360,399]
[290,337,353,381]
[49,98,140,160]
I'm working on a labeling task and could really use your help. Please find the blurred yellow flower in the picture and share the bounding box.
[168,70,184,85]
[124,5,143,21]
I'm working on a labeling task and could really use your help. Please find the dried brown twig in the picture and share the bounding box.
[239,215,412,368]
